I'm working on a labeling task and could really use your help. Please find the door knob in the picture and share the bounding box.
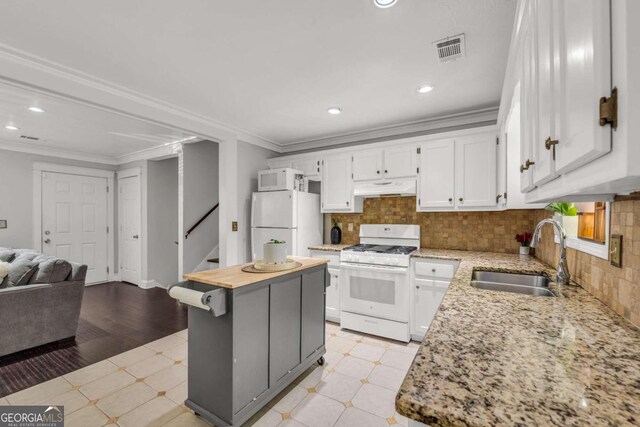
[133,235,139,239]
[44,238,51,244]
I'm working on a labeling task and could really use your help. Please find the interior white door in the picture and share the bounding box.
[455,135,497,208]
[119,175,142,285]
[251,228,295,261]
[384,146,418,179]
[321,153,353,212]
[41,172,108,284]
[554,0,611,174]
[418,140,455,209]
[352,149,383,181]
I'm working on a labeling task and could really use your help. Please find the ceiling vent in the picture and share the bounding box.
[20,135,40,141]
[434,34,466,63]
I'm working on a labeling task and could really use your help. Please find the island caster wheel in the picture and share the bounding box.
[317,356,325,366]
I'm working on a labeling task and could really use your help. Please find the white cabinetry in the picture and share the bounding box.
[352,149,383,181]
[384,146,418,179]
[410,258,459,341]
[321,153,363,213]
[292,157,321,180]
[417,140,455,209]
[418,134,497,211]
[309,250,341,323]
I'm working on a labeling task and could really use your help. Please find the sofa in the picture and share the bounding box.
[0,248,87,357]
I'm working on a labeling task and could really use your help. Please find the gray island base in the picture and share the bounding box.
[171,257,329,427]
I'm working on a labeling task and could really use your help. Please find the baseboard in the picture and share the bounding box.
[139,279,161,289]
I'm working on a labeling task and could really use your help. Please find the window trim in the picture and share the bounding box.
[553,202,611,260]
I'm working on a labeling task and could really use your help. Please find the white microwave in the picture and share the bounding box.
[258,168,304,192]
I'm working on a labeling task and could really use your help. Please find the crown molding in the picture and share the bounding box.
[277,107,499,153]
[0,43,283,153]
[0,139,118,165]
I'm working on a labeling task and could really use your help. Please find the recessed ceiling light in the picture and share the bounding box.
[416,84,435,94]
[327,107,342,115]
[4,125,19,131]
[28,106,45,113]
[373,0,398,8]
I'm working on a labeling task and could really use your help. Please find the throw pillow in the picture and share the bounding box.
[0,261,10,288]
[30,256,72,284]
[0,249,16,263]
[7,258,39,287]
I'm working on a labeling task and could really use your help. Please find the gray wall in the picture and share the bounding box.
[237,141,278,263]
[0,149,115,249]
[147,157,179,286]
[183,141,219,273]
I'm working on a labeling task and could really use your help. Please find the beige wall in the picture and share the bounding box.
[533,200,640,328]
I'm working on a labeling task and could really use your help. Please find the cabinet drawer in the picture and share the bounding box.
[414,261,456,279]
[340,311,409,343]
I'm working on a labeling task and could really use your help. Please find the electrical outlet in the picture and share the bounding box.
[348,223,354,232]
[610,234,622,267]
[0,220,6,229]
[232,221,238,232]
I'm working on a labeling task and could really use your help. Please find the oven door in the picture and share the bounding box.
[339,262,409,322]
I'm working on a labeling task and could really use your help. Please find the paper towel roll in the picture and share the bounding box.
[169,286,211,311]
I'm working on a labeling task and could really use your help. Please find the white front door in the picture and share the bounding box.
[119,175,142,285]
[42,172,108,284]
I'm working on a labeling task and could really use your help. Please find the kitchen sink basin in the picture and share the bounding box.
[471,270,555,297]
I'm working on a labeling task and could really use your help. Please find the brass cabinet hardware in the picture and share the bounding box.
[448,198,453,203]
[496,194,503,203]
[458,197,464,202]
[377,170,380,174]
[544,137,559,150]
[599,87,618,129]
[520,159,535,173]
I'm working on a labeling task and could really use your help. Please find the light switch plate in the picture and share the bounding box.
[0,220,6,229]
[610,234,622,267]
[348,223,354,232]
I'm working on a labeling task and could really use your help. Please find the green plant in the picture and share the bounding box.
[268,239,286,244]
[545,202,578,216]
[331,217,339,227]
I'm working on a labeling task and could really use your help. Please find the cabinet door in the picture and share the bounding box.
[417,140,455,209]
[326,268,340,322]
[268,159,293,170]
[352,149,383,181]
[321,153,353,212]
[520,3,536,193]
[301,269,326,360]
[455,135,497,208]
[533,0,557,186]
[384,146,418,179]
[233,286,269,414]
[554,0,611,174]
[412,279,449,338]
[292,157,321,179]
[269,278,301,384]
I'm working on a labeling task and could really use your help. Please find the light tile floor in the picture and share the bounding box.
[2,322,419,427]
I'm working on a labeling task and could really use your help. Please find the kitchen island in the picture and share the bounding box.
[396,249,640,427]
[175,256,329,427]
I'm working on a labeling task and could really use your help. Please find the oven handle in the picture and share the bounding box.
[339,262,408,274]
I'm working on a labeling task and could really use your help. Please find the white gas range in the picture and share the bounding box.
[339,224,419,342]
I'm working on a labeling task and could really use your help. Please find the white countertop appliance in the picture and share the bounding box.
[251,190,322,261]
[339,224,420,342]
[258,168,305,192]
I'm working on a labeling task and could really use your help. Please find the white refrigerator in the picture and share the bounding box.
[251,190,322,261]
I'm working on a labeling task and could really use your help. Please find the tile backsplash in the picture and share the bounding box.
[330,197,540,253]
[533,200,640,328]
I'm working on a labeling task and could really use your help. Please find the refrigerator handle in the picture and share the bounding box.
[250,193,256,228]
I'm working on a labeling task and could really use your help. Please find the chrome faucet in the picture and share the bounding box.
[530,218,571,286]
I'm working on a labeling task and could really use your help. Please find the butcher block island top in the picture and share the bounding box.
[183,256,328,288]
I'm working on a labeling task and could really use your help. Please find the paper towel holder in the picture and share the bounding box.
[168,282,227,317]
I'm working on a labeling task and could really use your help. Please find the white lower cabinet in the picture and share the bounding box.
[310,250,340,323]
[410,258,458,341]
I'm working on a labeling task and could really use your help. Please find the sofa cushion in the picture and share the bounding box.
[7,258,39,287]
[30,256,72,284]
[0,249,16,263]
[13,251,38,262]
[0,261,10,289]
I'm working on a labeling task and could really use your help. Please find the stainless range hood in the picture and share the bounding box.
[353,179,417,197]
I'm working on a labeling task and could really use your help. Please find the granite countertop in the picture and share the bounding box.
[308,244,351,252]
[183,256,328,288]
[396,249,640,427]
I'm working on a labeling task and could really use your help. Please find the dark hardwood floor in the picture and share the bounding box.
[0,282,187,398]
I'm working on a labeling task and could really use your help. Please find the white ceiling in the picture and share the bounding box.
[0,83,195,158]
[0,0,516,151]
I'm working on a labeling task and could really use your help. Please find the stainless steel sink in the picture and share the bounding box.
[471,271,555,297]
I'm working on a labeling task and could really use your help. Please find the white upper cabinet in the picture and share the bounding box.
[321,153,360,212]
[292,157,321,179]
[553,0,611,174]
[417,140,455,209]
[352,149,383,181]
[384,146,418,179]
[519,2,536,193]
[455,135,498,208]
[267,159,293,170]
